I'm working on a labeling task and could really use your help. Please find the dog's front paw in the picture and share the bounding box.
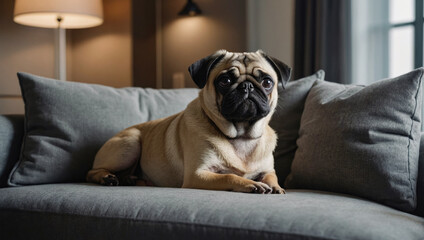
[233,181,271,193]
[270,185,286,194]
[248,182,272,194]
[101,174,119,186]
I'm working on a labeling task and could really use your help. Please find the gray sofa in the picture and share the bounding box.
[1,71,424,239]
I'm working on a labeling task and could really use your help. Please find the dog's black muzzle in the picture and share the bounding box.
[220,80,270,123]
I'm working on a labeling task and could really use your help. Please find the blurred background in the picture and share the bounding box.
[0,0,420,114]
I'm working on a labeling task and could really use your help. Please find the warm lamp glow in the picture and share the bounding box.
[13,0,103,29]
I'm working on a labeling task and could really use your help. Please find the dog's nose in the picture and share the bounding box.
[238,81,254,93]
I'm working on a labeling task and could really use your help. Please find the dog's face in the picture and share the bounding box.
[213,55,278,123]
[188,50,291,138]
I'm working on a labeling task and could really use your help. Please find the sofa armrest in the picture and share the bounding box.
[415,133,424,216]
[0,115,24,188]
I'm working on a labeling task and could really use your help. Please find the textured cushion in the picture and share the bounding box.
[8,73,199,186]
[0,184,423,240]
[285,68,423,212]
[416,133,424,217]
[0,115,24,187]
[270,70,325,185]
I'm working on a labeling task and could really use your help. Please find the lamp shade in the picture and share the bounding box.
[14,0,103,29]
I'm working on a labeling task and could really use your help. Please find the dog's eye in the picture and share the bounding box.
[261,78,273,90]
[218,77,232,87]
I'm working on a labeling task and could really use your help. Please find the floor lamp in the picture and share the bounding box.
[13,0,103,81]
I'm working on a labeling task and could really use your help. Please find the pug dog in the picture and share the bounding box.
[86,50,291,194]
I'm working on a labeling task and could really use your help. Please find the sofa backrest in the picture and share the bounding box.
[0,115,24,187]
[416,133,424,216]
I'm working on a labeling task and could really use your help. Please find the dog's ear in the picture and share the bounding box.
[188,50,226,89]
[259,51,292,89]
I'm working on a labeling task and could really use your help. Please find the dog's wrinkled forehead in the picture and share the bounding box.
[188,49,291,89]
[212,51,276,81]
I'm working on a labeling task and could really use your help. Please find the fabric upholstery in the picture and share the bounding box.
[270,70,325,185]
[8,73,199,186]
[416,133,424,217]
[0,115,24,187]
[0,184,423,240]
[285,68,424,212]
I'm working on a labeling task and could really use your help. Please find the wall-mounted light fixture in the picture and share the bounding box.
[13,0,103,81]
[179,0,202,16]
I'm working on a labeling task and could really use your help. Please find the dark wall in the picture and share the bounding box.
[133,0,247,88]
[132,0,157,88]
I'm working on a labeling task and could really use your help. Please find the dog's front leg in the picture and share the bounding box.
[183,171,273,194]
[261,171,286,194]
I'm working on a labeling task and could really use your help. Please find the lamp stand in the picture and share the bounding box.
[55,17,66,81]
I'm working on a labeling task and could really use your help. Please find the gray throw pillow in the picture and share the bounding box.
[285,68,423,212]
[8,73,199,186]
[270,70,325,185]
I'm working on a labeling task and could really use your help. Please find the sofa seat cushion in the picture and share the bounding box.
[0,184,423,240]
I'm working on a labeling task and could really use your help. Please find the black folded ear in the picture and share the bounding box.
[188,50,226,89]
[261,52,292,89]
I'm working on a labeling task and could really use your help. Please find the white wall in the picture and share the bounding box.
[247,0,295,68]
